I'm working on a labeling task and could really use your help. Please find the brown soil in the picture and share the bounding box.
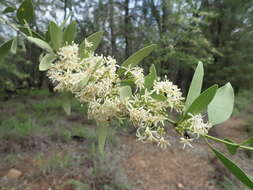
[0,98,252,190]
[121,136,219,190]
[120,116,253,190]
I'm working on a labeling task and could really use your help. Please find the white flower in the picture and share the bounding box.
[157,137,171,149]
[187,113,212,137]
[88,97,123,122]
[153,79,184,112]
[142,89,152,102]
[125,67,145,89]
[145,127,160,142]
[84,39,93,48]
[136,128,146,141]
[180,137,194,149]
[128,106,152,128]
[149,114,167,127]
[46,44,197,150]
[58,43,79,61]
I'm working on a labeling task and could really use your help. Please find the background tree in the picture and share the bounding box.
[1,0,253,95]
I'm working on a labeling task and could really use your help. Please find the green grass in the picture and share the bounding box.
[0,89,131,190]
[32,97,63,114]
[86,143,131,190]
[60,124,96,141]
[35,152,73,175]
[0,89,89,140]
[0,113,36,139]
[17,88,51,97]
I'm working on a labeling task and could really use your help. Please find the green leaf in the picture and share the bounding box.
[151,93,167,101]
[118,44,157,75]
[205,134,253,152]
[86,31,103,52]
[49,21,63,50]
[184,85,218,119]
[97,123,108,156]
[120,79,135,87]
[17,0,34,24]
[119,86,132,101]
[73,74,90,91]
[0,39,13,61]
[208,83,234,125]
[63,21,77,45]
[224,138,239,155]
[39,53,57,71]
[79,31,103,59]
[23,19,33,36]
[27,37,53,52]
[18,26,45,39]
[62,95,71,115]
[60,13,71,30]
[19,38,26,52]
[185,62,204,110]
[210,145,253,189]
[144,64,157,89]
[10,37,18,54]
[3,7,16,14]
[45,25,51,43]
[241,137,253,146]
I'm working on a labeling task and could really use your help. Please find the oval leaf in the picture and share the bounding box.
[185,62,204,110]
[0,39,13,61]
[208,83,234,125]
[27,37,53,52]
[49,21,63,50]
[11,37,18,54]
[151,93,167,101]
[17,0,34,24]
[86,31,103,52]
[119,86,132,101]
[184,85,218,119]
[144,64,157,89]
[45,25,51,43]
[241,137,253,146]
[18,26,45,39]
[224,138,239,155]
[120,79,135,87]
[3,7,16,14]
[211,146,253,189]
[62,97,71,115]
[73,74,90,91]
[39,53,57,71]
[118,44,157,75]
[97,123,108,156]
[63,21,77,45]
[79,31,103,59]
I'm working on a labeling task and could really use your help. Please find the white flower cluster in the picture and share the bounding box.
[153,79,184,112]
[47,42,209,149]
[188,114,212,137]
[177,113,212,148]
[125,66,145,89]
[47,44,82,92]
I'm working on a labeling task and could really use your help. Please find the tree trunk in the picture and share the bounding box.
[124,0,131,58]
[109,0,117,55]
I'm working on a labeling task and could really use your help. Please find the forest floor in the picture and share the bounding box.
[0,89,253,190]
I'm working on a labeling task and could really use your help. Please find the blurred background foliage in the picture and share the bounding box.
[0,0,253,96]
[1,1,253,189]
